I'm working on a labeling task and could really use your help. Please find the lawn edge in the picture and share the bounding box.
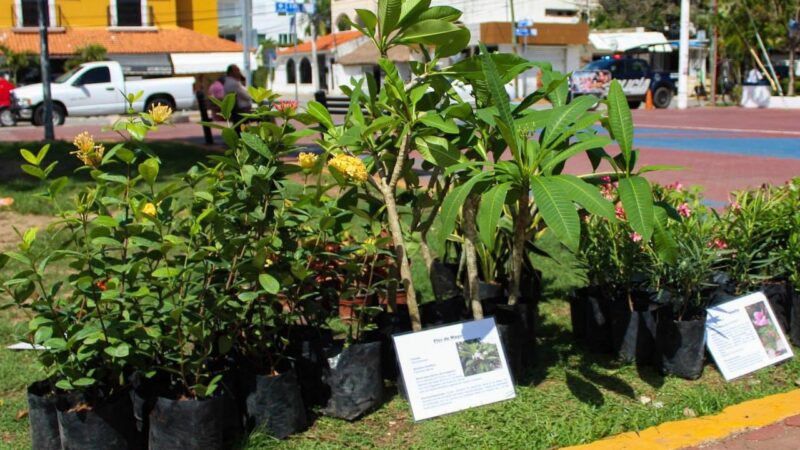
[561,388,800,449]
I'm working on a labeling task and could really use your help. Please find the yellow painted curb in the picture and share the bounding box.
[562,389,800,450]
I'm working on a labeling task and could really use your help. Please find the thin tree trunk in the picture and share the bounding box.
[419,239,434,272]
[463,196,483,319]
[508,190,530,306]
[382,187,421,331]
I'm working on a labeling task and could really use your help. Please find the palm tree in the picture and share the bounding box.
[0,45,36,84]
[65,44,108,71]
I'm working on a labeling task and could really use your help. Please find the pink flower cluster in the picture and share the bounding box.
[677,203,692,218]
[752,311,769,327]
[615,205,626,220]
[667,181,684,191]
[275,100,299,112]
[600,176,617,200]
[630,232,643,242]
[708,238,728,250]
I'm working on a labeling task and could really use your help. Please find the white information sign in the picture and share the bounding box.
[392,318,516,421]
[706,292,794,381]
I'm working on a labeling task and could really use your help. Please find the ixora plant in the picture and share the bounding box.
[307,0,471,331]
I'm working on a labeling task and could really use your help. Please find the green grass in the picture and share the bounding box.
[0,140,216,215]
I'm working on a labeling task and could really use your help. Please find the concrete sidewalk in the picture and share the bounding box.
[686,414,800,449]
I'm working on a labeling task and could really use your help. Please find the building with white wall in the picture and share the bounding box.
[218,0,311,44]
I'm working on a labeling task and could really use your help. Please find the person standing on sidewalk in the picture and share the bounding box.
[223,65,252,129]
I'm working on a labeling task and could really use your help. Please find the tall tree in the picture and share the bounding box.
[65,44,107,71]
[0,45,36,84]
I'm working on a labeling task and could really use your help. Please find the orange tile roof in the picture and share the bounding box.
[277,30,363,55]
[0,27,243,56]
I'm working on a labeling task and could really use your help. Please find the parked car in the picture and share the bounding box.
[569,56,677,109]
[10,61,196,126]
[0,76,16,127]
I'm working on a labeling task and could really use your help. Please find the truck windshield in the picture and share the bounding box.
[583,60,611,70]
[54,66,82,84]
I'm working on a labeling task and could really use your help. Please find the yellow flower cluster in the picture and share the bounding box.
[148,104,173,125]
[141,202,157,217]
[71,132,105,168]
[298,152,318,170]
[328,154,368,183]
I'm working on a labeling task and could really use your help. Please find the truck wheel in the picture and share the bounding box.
[0,108,16,127]
[32,104,66,126]
[653,87,672,109]
[627,101,642,109]
[145,96,175,113]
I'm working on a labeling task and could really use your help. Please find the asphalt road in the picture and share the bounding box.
[1,107,798,204]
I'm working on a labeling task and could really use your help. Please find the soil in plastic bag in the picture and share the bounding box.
[568,289,588,340]
[489,302,537,381]
[148,395,225,450]
[430,260,461,301]
[27,381,60,450]
[322,341,383,421]
[367,310,412,381]
[286,326,333,407]
[656,310,706,380]
[57,390,140,450]
[791,289,800,347]
[240,369,307,439]
[583,291,613,353]
[610,294,657,365]
[420,297,469,327]
[757,280,793,334]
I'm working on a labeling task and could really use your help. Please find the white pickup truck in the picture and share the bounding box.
[10,61,195,126]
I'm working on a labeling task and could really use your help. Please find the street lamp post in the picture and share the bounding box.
[677,0,690,109]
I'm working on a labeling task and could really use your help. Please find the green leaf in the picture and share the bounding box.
[104,343,130,358]
[415,136,462,168]
[398,20,461,47]
[72,378,96,387]
[193,191,214,203]
[479,44,519,155]
[305,100,335,130]
[20,149,38,165]
[0,253,8,271]
[618,176,654,241]
[220,93,236,120]
[542,95,598,149]
[152,267,181,278]
[48,176,69,197]
[20,164,45,180]
[378,0,402,38]
[258,273,280,294]
[477,183,511,249]
[637,164,684,174]
[355,9,378,35]
[542,136,612,173]
[398,0,431,27]
[417,5,462,21]
[552,175,616,221]
[138,158,159,186]
[218,335,233,355]
[418,113,459,134]
[435,172,489,255]
[92,216,119,228]
[653,205,678,264]
[433,27,471,58]
[241,132,271,158]
[531,177,580,252]
[607,80,634,170]
[36,144,50,163]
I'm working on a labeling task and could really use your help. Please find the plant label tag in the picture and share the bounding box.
[392,318,516,421]
[706,292,794,381]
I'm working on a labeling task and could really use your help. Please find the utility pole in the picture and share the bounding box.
[291,14,299,101]
[309,0,320,92]
[37,0,53,140]
[509,0,518,98]
[711,0,718,105]
[677,0,690,109]
[242,0,253,85]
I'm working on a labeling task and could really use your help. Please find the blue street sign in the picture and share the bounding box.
[515,28,531,37]
[518,19,532,27]
[276,2,304,14]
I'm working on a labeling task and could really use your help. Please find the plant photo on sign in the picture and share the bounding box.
[745,301,790,359]
[456,339,502,376]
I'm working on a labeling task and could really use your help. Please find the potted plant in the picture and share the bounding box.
[647,199,725,379]
[3,96,180,449]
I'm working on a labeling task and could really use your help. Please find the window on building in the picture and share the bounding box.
[279,33,293,46]
[299,58,312,84]
[545,9,577,17]
[19,0,49,27]
[76,67,112,85]
[116,0,144,27]
[286,59,296,84]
